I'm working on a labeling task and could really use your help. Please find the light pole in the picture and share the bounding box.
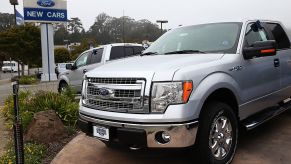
[9,0,19,26]
[156,20,168,35]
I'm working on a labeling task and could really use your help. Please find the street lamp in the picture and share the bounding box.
[9,0,19,25]
[156,20,168,35]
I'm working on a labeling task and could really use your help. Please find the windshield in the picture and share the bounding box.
[3,63,14,66]
[144,22,242,55]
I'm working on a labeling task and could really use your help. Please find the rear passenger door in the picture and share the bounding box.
[265,22,291,99]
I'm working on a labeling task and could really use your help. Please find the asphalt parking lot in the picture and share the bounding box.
[52,109,291,164]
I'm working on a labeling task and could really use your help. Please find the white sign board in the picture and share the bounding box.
[23,0,67,23]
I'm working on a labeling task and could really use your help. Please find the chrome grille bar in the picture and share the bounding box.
[84,77,148,113]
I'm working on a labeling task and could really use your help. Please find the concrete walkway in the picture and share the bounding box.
[52,109,291,164]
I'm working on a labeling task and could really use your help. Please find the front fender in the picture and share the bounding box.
[58,74,70,86]
[189,72,242,119]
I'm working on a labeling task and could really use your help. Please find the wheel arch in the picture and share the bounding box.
[200,88,239,119]
[190,72,242,120]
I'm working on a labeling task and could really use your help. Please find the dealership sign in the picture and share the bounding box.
[23,0,67,23]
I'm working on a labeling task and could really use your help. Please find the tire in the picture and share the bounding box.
[196,101,238,164]
[58,82,68,93]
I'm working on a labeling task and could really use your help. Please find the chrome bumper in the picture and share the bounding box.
[79,113,199,148]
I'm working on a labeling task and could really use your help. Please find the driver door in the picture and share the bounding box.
[69,51,90,92]
[239,22,281,118]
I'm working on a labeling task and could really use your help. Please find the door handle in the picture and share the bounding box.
[274,58,280,67]
[83,69,87,74]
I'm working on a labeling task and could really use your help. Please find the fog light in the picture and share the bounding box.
[155,131,171,144]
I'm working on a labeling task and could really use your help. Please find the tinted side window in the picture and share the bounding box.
[133,46,144,55]
[110,46,125,60]
[89,48,103,64]
[125,47,134,57]
[110,46,143,60]
[266,23,290,49]
[244,23,269,47]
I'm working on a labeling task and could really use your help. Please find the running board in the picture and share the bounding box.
[243,99,291,130]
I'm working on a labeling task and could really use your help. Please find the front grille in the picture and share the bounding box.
[84,77,147,113]
[114,89,141,98]
[87,99,134,112]
[88,77,141,84]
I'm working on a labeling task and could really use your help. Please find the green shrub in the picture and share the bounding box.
[61,86,77,102]
[0,143,46,164]
[55,47,71,63]
[18,75,38,85]
[1,90,79,131]
[2,91,32,129]
[30,91,79,126]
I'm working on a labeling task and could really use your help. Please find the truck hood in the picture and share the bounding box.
[86,53,224,81]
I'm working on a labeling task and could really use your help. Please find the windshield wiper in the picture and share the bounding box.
[140,52,158,56]
[164,50,206,54]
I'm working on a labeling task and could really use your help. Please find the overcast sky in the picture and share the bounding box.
[1,0,291,32]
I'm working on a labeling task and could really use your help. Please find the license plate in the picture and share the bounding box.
[93,126,109,140]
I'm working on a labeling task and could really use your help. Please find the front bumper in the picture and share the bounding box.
[79,113,199,148]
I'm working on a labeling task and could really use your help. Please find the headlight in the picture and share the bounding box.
[81,79,88,104]
[151,81,193,113]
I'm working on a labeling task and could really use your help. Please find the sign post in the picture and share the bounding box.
[23,0,67,81]
[12,81,24,164]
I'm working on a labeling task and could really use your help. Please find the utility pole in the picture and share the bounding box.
[156,20,168,35]
[10,0,20,77]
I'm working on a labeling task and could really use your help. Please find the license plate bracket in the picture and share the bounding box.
[93,125,109,140]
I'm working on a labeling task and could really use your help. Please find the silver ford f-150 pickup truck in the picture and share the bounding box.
[78,19,291,163]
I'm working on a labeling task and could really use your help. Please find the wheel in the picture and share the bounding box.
[58,82,68,93]
[3,71,6,73]
[196,101,238,164]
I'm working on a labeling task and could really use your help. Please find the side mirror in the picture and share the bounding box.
[66,63,76,70]
[243,40,277,60]
[93,49,98,55]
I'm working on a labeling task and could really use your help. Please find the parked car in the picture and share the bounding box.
[78,19,291,163]
[58,43,144,93]
[1,61,20,73]
[55,63,71,78]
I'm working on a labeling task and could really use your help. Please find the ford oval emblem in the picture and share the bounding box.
[37,0,55,7]
[99,88,110,96]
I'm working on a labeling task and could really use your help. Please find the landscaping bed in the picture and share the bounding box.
[11,75,39,85]
[0,87,79,164]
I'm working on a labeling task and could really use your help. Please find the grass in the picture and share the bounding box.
[0,142,46,164]
[18,75,38,85]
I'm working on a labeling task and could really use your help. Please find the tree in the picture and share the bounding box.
[89,13,112,44]
[54,23,69,45]
[0,24,42,75]
[67,17,85,43]
[88,13,162,44]
[0,13,14,32]
[54,48,71,63]
[70,38,98,60]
